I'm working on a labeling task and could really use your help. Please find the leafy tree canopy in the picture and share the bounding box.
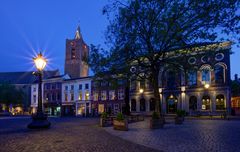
[0,83,24,105]
[88,0,240,113]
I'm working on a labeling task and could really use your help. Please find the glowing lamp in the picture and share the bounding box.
[204,84,210,89]
[139,89,144,93]
[33,53,47,71]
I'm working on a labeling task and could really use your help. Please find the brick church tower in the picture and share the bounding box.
[64,26,89,78]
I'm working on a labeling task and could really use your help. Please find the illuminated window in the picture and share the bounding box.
[109,90,115,100]
[98,104,104,113]
[202,95,210,110]
[216,94,225,110]
[93,92,98,101]
[85,91,90,100]
[101,91,107,100]
[78,92,82,100]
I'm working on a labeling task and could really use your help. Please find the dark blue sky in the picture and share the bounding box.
[0,0,239,78]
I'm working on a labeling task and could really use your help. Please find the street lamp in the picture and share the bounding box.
[28,52,51,129]
[204,83,210,89]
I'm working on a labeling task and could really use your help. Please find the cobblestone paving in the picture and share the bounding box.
[104,118,240,152]
[0,117,159,152]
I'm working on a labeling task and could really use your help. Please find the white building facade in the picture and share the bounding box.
[62,77,92,116]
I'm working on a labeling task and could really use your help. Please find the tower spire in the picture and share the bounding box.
[75,25,81,40]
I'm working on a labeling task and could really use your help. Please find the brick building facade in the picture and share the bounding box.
[130,42,231,115]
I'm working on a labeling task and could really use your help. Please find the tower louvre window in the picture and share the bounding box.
[71,48,76,59]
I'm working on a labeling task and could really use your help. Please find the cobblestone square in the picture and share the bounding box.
[1,117,240,152]
[105,118,240,152]
[0,117,158,152]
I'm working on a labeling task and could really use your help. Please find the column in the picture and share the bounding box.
[211,92,216,112]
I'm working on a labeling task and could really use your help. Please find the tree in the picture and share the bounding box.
[231,80,240,97]
[89,0,240,115]
[0,83,24,111]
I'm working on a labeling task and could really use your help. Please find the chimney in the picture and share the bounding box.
[234,74,238,81]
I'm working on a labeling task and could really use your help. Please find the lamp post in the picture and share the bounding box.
[28,52,51,129]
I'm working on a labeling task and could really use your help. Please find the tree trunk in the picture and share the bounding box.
[124,80,130,115]
[152,69,161,115]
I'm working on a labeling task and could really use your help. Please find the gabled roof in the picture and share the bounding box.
[0,70,59,84]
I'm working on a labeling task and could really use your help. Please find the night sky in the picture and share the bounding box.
[0,0,239,79]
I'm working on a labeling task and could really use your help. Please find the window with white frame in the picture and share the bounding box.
[79,84,82,90]
[101,91,107,100]
[33,95,36,103]
[118,89,124,100]
[78,92,82,100]
[93,92,99,101]
[109,90,115,100]
[71,93,74,101]
[85,83,89,89]
[85,91,90,100]
[64,93,68,102]
[71,85,74,90]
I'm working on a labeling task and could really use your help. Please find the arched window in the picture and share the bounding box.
[188,70,197,86]
[140,98,146,111]
[200,65,212,85]
[189,96,197,111]
[202,69,210,84]
[216,94,225,110]
[202,95,210,110]
[131,99,136,111]
[215,65,225,84]
[150,98,155,111]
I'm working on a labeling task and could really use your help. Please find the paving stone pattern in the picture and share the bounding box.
[0,117,159,152]
[105,118,240,152]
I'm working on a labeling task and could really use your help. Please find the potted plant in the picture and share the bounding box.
[150,112,164,129]
[113,113,128,131]
[100,112,108,127]
[175,110,186,124]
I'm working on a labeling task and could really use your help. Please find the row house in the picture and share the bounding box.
[31,74,70,116]
[130,42,232,115]
[91,79,126,115]
[62,77,92,116]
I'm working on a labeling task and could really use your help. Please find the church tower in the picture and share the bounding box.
[64,26,89,78]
